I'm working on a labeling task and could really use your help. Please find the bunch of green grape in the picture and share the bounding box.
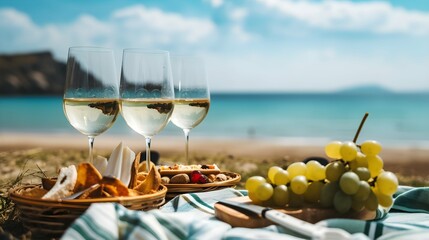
[245,140,399,214]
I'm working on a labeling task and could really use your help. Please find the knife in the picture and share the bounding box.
[217,200,352,240]
[62,183,100,200]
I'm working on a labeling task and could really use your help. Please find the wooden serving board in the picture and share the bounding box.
[214,196,376,228]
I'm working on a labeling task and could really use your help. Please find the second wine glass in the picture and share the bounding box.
[120,49,174,171]
[170,55,210,164]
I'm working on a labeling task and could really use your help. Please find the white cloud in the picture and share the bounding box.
[255,0,429,35]
[0,5,217,60]
[1,3,428,92]
[227,8,253,42]
[229,8,248,21]
[209,0,224,8]
[112,5,216,46]
[0,8,43,50]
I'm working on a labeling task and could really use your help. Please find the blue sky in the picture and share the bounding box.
[1,0,428,92]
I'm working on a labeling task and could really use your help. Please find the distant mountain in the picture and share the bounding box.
[337,84,393,95]
[0,51,66,95]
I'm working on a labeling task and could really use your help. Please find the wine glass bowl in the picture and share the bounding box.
[120,49,174,171]
[63,47,119,163]
[170,55,210,164]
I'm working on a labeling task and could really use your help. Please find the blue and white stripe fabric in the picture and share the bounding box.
[62,186,429,240]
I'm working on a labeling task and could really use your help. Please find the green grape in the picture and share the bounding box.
[306,160,326,181]
[261,196,275,207]
[361,140,382,156]
[288,188,303,207]
[273,185,289,207]
[340,141,358,161]
[348,160,357,171]
[377,171,398,196]
[287,162,307,179]
[354,167,371,181]
[325,141,342,159]
[273,170,290,185]
[333,191,352,214]
[248,191,262,204]
[376,192,393,208]
[325,161,346,182]
[320,182,339,207]
[268,166,283,183]
[339,172,360,195]
[349,152,368,170]
[367,155,384,178]
[353,181,371,201]
[356,152,369,168]
[255,183,274,201]
[351,199,365,212]
[245,176,266,193]
[365,191,379,211]
[304,181,323,203]
[290,175,308,195]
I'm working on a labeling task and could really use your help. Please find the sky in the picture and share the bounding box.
[0,0,429,93]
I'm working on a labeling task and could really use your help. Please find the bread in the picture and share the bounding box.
[42,165,77,200]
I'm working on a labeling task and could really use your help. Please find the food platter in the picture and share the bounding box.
[159,163,221,175]
[9,184,167,237]
[162,171,241,200]
[10,184,167,209]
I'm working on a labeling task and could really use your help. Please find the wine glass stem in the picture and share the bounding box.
[88,136,95,164]
[145,137,152,172]
[183,129,190,164]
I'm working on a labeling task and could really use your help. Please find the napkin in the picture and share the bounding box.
[61,187,429,240]
[95,142,136,187]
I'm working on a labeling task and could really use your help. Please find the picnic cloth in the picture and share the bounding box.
[62,186,429,240]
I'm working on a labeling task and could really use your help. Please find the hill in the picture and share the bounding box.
[0,51,66,95]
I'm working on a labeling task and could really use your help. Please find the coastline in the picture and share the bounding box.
[0,132,324,158]
[1,132,428,184]
[1,132,429,161]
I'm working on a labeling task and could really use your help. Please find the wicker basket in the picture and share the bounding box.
[164,172,241,200]
[9,184,167,238]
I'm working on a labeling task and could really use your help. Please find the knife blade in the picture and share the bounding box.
[217,200,352,240]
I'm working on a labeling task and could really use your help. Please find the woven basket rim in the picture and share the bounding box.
[165,171,241,189]
[9,184,167,207]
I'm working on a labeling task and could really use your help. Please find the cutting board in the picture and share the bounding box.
[214,196,376,228]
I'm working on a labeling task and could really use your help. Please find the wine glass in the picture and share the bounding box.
[63,46,119,163]
[170,55,210,164]
[120,49,174,171]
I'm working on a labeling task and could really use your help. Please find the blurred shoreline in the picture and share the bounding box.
[1,132,428,187]
[1,132,429,162]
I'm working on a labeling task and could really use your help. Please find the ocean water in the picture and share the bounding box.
[1,93,429,147]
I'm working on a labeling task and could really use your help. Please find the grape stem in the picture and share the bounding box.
[353,113,369,143]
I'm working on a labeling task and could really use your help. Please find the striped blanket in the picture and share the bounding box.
[62,186,429,239]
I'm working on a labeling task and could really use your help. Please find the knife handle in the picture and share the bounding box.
[263,209,324,238]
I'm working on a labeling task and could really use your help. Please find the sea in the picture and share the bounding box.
[1,93,429,147]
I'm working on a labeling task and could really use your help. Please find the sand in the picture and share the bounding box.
[1,132,429,185]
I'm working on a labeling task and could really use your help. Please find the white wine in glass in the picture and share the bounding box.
[170,55,210,164]
[120,49,174,171]
[63,47,119,163]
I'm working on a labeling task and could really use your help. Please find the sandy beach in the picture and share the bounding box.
[1,132,428,238]
[1,132,428,186]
